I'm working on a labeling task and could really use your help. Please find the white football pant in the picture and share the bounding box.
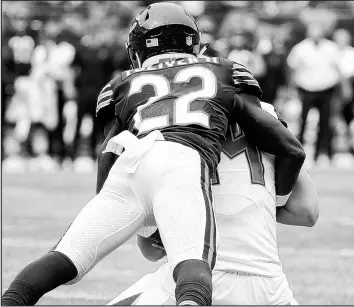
[54,130,217,284]
[108,262,298,305]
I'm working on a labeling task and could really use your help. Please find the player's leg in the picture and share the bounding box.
[315,88,333,160]
[48,87,66,164]
[212,271,270,305]
[71,97,85,161]
[212,271,298,305]
[107,264,173,306]
[149,141,217,306]
[2,251,78,306]
[297,88,314,145]
[342,100,354,154]
[88,101,99,160]
[54,177,145,285]
[2,165,145,306]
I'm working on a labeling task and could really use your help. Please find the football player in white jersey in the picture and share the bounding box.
[107,102,319,305]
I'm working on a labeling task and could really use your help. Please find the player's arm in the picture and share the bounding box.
[95,81,121,194]
[258,104,318,225]
[96,118,121,194]
[231,61,305,196]
[234,93,306,196]
[276,169,319,227]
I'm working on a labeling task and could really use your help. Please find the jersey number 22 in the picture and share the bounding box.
[128,66,217,134]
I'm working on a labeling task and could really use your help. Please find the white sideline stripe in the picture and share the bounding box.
[3,238,353,257]
[2,238,134,251]
[324,217,354,226]
[279,247,354,257]
[2,238,56,248]
[47,290,109,301]
[3,186,49,194]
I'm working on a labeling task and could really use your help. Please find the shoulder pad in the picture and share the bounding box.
[231,61,263,99]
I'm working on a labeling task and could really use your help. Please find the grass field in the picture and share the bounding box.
[2,170,354,305]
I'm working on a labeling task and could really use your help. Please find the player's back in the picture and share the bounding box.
[213,102,283,278]
[96,55,262,177]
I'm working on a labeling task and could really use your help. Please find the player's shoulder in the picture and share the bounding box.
[198,56,233,70]
[221,58,263,99]
[105,72,124,91]
[96,73,122,112]
[96,73,122,115]
[207,56,259,82]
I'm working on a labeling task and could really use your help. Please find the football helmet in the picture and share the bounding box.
[126,2,201,69]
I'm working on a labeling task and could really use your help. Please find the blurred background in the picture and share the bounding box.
[2,2,354,305]
[2,0,354,172]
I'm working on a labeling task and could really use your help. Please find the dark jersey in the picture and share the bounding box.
[96,56,262,177]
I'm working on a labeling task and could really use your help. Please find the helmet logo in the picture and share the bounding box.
[146,38,159,47]
[186,36,192,46]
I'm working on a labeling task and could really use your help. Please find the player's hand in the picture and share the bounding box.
[137,230,166,262]
[147,229,165,248]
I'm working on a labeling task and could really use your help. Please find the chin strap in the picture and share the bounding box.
[135,53,142,68]
[199,43,210,56]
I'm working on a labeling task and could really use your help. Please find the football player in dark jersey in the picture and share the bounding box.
[2,3,305,306]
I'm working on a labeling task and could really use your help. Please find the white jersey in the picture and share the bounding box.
[109,102,296,306]
[212,101,282,277]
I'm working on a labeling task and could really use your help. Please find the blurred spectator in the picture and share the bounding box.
[221,12,283,104]
[70,32,116,165]
[219,11,267,77]
[196,15,219,57]
[286,20,342,166]
[7,19,35,78]
[227,30,267,79]
[2,1,354,172]
[2,41,16,161]
[333,28,354,155]
[31,20,77,166]
[256,24,289,105]
[2,16,36,159]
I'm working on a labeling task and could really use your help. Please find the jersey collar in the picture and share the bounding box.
[142,53,197,68]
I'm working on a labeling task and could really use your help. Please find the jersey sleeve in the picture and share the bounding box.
[96,73,122,125]
[96,83,114,117]
[232,62,263,99]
